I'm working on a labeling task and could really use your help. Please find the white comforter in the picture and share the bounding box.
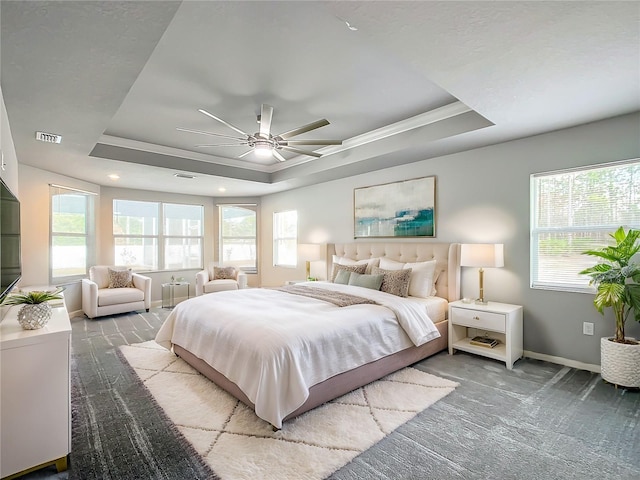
[155,281,440,427]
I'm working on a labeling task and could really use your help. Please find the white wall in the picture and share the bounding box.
[259,112,640,366]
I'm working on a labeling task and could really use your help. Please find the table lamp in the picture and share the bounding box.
[297,244,323,280]
[460,244,504,304]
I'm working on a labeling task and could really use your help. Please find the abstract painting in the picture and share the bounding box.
[354,176,436,238]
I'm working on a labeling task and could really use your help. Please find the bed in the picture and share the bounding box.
[156,242,461,428]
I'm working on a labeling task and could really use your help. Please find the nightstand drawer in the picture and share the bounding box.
[451,307,505,333]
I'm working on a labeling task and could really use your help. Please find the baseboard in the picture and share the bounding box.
[524,350,601,374]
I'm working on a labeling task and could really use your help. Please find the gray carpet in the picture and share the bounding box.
[19,308,640,480]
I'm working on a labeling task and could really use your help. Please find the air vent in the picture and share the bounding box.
[36,131,62,144]
[174,173,196,179]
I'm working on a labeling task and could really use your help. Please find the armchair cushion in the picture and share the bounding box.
[98,287,144,307]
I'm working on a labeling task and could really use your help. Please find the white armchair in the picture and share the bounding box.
[82,266,152,319]
[196,264,247,296]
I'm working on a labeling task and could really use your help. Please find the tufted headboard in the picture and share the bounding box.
[326,242,461,302]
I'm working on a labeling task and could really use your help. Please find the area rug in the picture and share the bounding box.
[120,341,458,480]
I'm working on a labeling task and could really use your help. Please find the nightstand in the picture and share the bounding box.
[448,300,523,369]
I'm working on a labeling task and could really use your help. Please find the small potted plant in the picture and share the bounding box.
[580,226,640,387]
[1,288,64,330]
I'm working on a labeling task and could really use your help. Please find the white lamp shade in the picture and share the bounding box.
[460,244,504,268]
[297,243,323,262]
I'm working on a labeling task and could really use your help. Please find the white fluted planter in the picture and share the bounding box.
[600,337,640,388]
[16,303,52,330]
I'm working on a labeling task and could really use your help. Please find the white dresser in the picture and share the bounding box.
[0,301,71,478]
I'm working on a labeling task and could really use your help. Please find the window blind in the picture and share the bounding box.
[530,159,640,292]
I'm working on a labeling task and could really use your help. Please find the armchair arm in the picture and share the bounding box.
[236,271,248,289]
[132,273,152,309]
[195,269,209,296]
[81,278,98,319]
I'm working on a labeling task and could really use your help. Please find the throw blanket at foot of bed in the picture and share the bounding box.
[272,285,378,307]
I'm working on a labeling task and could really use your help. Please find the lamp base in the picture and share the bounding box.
[475,299,489,305]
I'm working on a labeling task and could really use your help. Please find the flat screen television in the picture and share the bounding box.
[1,176,21,303]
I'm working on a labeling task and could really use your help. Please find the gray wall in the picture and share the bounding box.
[260,112,640,367]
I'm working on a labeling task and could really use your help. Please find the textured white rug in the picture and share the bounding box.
[120,340,458,480]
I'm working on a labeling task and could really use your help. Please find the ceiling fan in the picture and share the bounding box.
[177,104,342,162]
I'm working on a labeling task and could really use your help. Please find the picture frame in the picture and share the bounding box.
[354,176,436,238]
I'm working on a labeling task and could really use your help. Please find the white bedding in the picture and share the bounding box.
[155,281,446,427]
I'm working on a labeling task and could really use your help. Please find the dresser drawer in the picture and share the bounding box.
[450,307,506,333]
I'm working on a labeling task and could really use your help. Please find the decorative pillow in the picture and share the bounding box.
[404,259,438,298]
[378,258,438,298]
[378,258,405,270]
[371,266,412,297]
[333,269,352,285]
[213,266,237,280]
[331,263,367,282]
[107,268,134,288]
[332,255,380,274]
[347,272,384,290]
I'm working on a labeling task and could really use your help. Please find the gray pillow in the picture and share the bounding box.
[371,266,412,297]
[334,269,352,285]
[331,263,367,282]
[348,272,384,290]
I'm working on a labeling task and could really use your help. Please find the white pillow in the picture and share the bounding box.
[378,258,438,298]
[332,255,380,274]
[379,258,404,270]
[404,260,437,298]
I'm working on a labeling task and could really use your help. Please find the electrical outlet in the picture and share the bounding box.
[583,322,594,335]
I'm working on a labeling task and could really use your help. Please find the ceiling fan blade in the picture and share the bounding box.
[195,143,250,147]
[272,150,287,162]
[280,146,323,158]
[238,149,254,158]
[280,139,342,146]
[276,119,330,140]
[259,104,273,139]
[177,127,245,142]
[198,109,250,136]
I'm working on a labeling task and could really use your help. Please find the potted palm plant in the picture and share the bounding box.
[1,288,64,330]
[580,226,640,388]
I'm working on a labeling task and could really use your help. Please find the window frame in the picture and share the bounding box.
[218,204,258,273]
[113,199,204,272]
[273,210,298,268]
[50,184,96,284]
[530,158,640,293]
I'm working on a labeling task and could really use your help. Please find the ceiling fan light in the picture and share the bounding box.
[254,143,272,157]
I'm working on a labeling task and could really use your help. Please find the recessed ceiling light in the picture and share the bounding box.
[108,174,120,180]
[218,187,226,192]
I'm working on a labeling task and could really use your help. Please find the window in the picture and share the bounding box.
[113,200,203,271]
[531,159,640,292]
[50,185,95,282]
[219,205,257,272]
[273,210,298,267]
